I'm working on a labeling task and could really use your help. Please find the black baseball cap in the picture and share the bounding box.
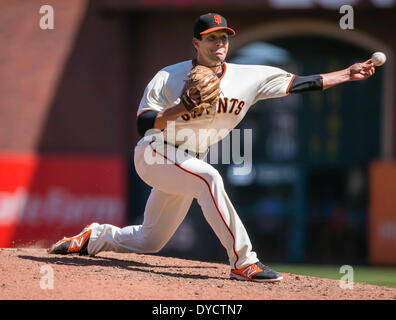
[193,13,236,39]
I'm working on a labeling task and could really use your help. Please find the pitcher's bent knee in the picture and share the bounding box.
[138,239,165,253]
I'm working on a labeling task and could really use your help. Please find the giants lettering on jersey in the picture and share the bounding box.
[181,97,245,121]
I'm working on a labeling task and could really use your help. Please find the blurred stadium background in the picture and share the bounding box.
[1,0,396,276]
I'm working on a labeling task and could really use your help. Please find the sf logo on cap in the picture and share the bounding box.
[213,15,222,25]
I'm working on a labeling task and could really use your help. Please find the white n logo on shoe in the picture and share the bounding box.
[242,265,259,278]
[71,237,84,249]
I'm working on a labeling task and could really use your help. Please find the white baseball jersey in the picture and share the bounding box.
[137,60,295,153]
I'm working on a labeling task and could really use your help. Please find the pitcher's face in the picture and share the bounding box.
[193,30,229,67]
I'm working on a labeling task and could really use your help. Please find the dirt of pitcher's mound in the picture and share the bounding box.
[0,248,395,300]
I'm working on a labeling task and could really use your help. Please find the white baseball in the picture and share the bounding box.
[371,52,386,66]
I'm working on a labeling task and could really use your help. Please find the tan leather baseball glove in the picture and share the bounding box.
[180,65,221,114]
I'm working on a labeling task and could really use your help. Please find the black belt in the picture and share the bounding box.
[163,140,208,159]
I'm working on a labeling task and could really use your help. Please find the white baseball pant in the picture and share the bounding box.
[87,137,258,269]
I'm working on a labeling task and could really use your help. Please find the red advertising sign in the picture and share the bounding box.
[0,153,127,248]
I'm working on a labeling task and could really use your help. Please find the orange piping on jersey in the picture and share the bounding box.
[149,141,240,270]
[286,74,296,94]
[219,63,227,80]
[136,109,152,120]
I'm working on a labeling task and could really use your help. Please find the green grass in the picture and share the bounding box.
[268,263,396,288]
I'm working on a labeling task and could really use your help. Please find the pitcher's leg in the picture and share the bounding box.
[88,189,193,255]
[191,166,258,269]
[146,142,258,270]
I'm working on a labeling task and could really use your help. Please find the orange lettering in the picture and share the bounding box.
[218,97,228,113]
[235,101,245,115]
[213,15,222,25]
[229,98,238,113]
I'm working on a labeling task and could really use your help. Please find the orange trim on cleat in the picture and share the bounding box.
[232,264,262,281]
[66,230,92,253]
[230,262,283,282]
[48,224,94,255]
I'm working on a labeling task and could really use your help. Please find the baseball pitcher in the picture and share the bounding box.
[49,13,376,282]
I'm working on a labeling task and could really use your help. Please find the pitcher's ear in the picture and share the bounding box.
[192,37,200,51]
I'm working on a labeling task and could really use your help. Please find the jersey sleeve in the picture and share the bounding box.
[137,70,170,118]
[254,66,295,102]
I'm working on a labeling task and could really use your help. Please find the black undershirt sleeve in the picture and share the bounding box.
[288,75,323,93]
[137,110,159,137]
